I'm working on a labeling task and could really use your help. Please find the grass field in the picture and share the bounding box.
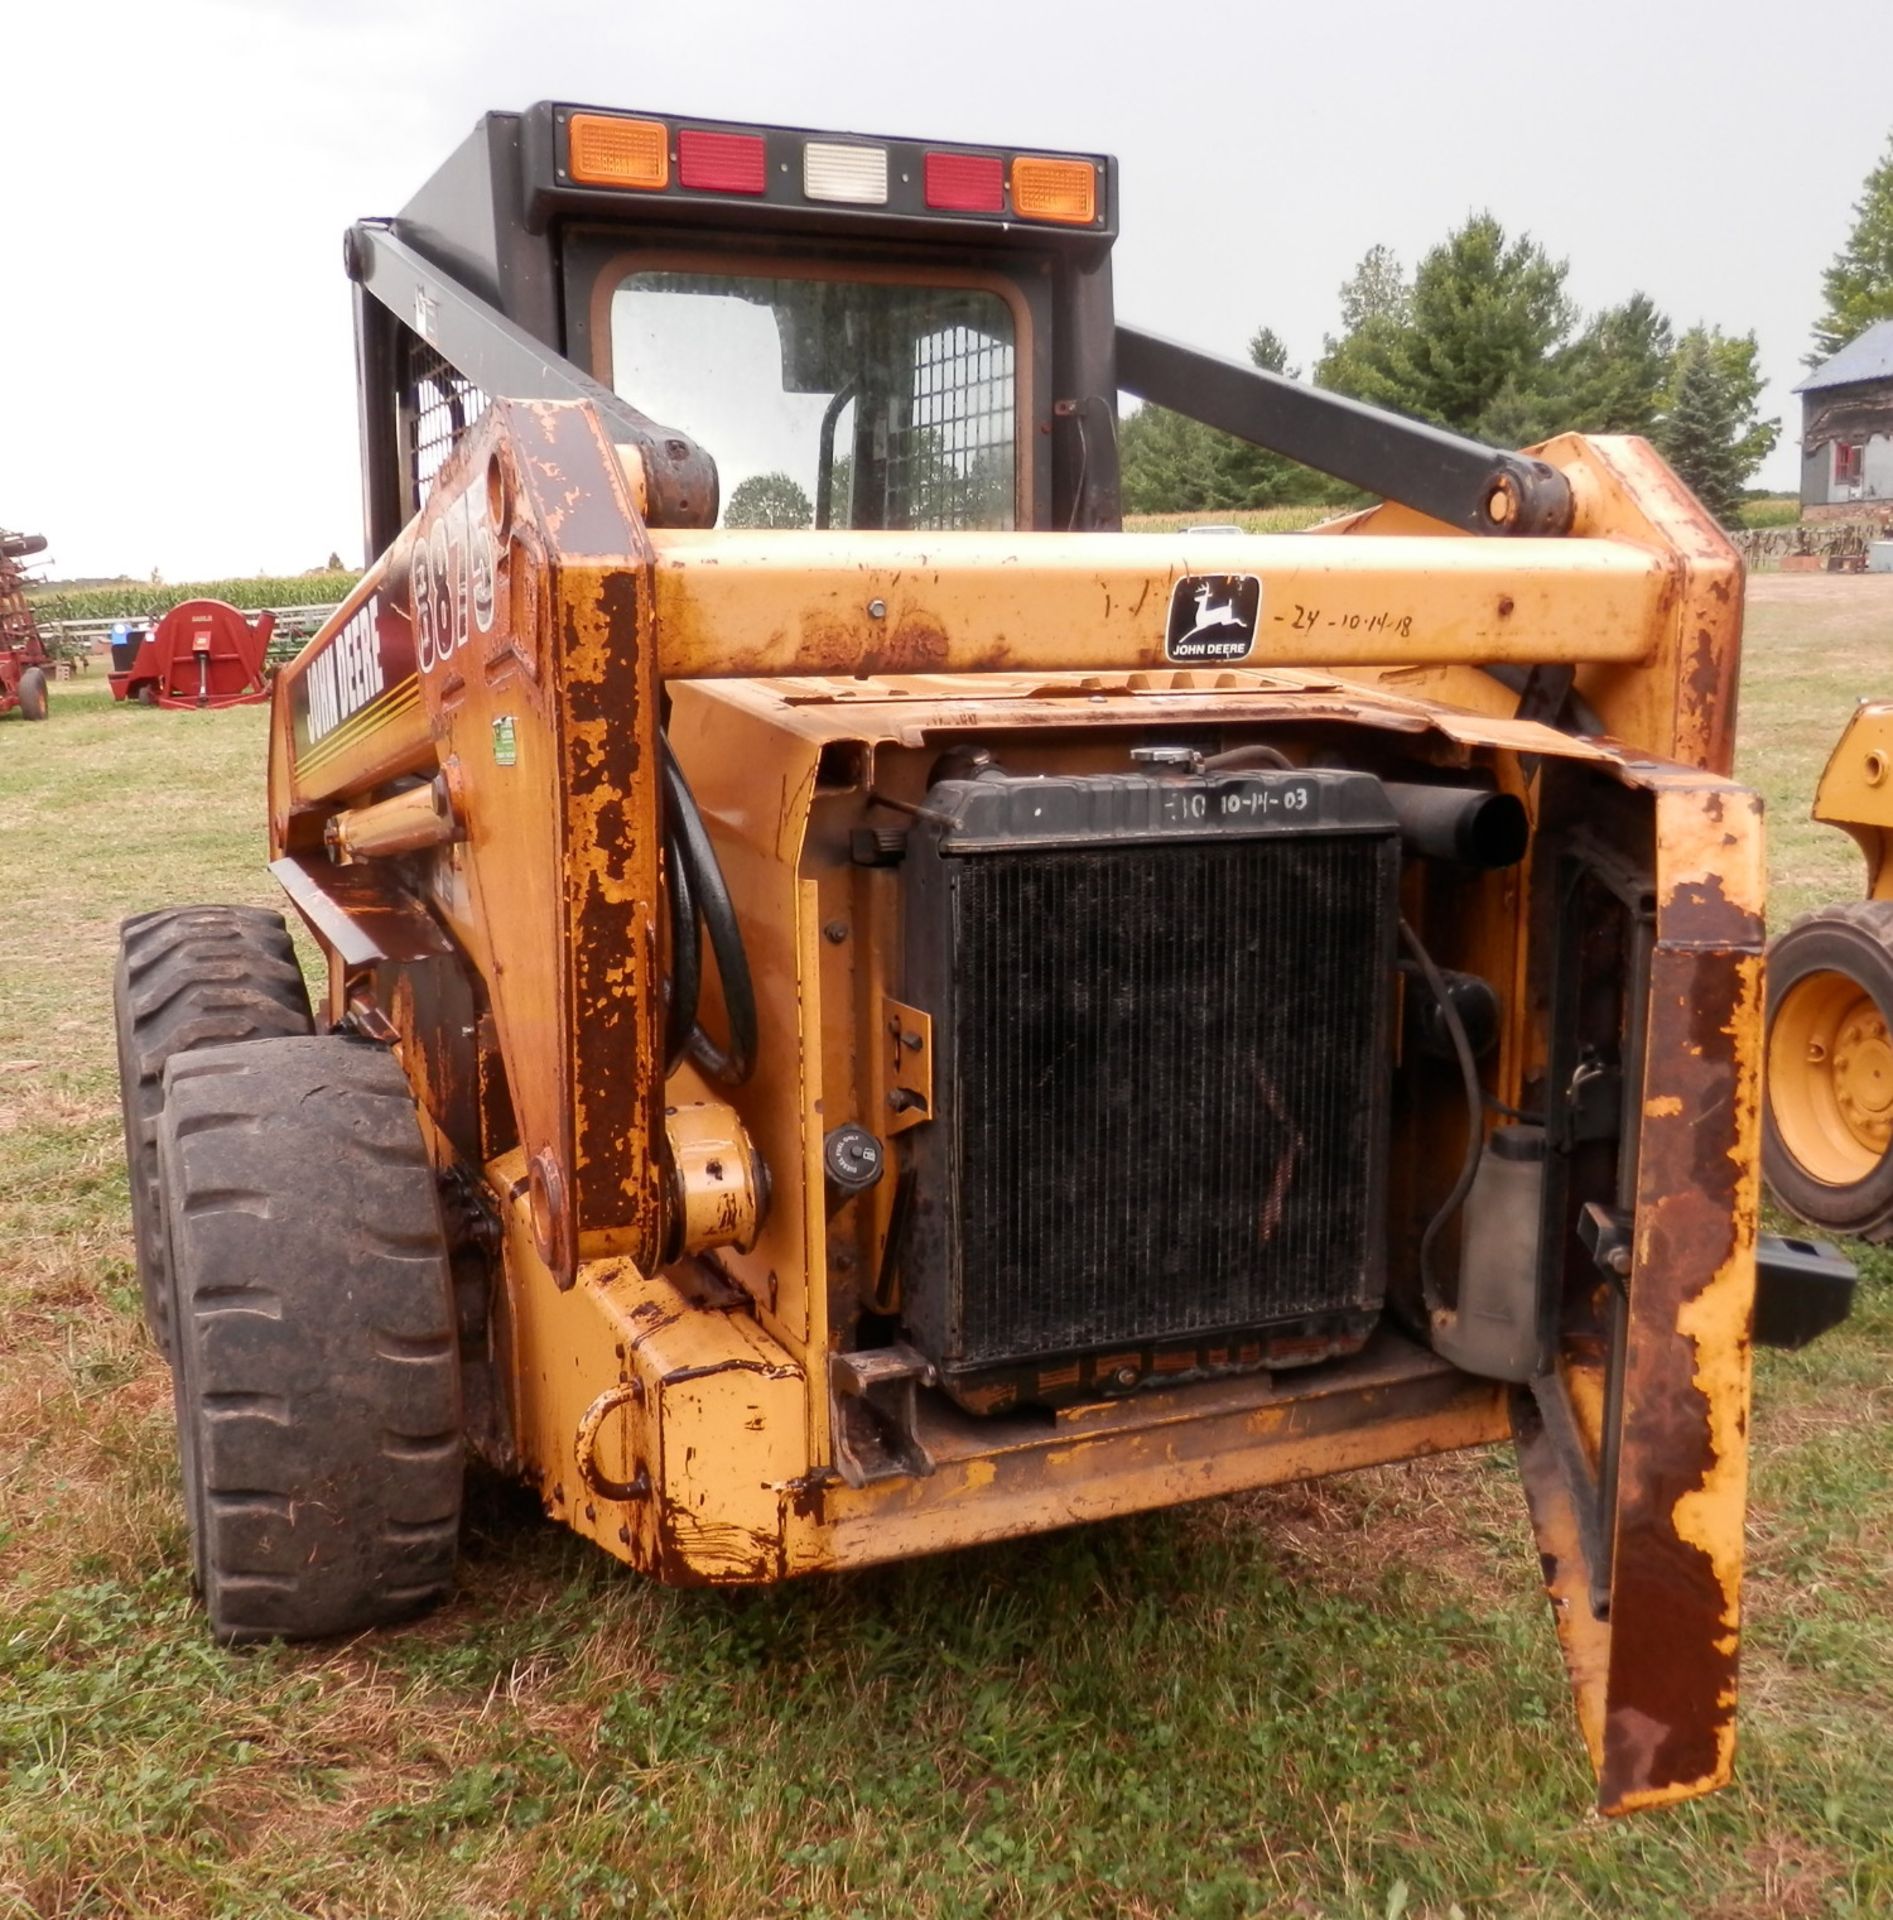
[2,586,1890,1919]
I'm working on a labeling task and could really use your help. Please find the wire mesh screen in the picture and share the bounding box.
[399,332,489,518]
[943,834,1392,1366]
[888,324,1015,531]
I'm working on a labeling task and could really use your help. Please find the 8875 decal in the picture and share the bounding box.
[414,485,500,674]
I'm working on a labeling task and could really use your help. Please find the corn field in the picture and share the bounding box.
[25,571,360,623]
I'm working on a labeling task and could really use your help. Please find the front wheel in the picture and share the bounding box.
[158,1036,463,1640]
[17,665,48,720]
[1764,900,1893,1239]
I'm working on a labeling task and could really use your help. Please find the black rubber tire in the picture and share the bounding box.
[17,665,48,721]
[135,682,159,708]
[113,906,314,1362]
[1763,899,1893,1240]
[157,1036,462,1641]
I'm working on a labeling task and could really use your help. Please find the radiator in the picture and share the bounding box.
[900,767,1401,1412]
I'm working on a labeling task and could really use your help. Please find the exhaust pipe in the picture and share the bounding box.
[1382,782,1528,868]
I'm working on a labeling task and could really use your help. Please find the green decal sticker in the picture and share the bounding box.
[492,715,517,766]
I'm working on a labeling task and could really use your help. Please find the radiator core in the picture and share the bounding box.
[900,768,1401,1412]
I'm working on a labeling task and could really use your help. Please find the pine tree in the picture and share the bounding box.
[1317,216,1574,436]
[1553,294,1676,438]
[1809,132,1893,366]
[1655,334,1753,524]
[1213,328,1334,508]
[1116,403,1223,514]
[1120,327,1333,513]
[1693,328,1779,481]
[1316,247,1420,417]
[1336,246,1411,334]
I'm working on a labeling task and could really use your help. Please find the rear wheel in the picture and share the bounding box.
[113,906,314,1360]
[158,1036,462,1641]
[1764,900,1893,1239]
[17,665,48,720]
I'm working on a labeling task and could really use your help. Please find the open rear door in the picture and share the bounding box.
[1517,777,1763,1814]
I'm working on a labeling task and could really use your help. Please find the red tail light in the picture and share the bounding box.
[924,152,1005,213]
[676,129,767,195]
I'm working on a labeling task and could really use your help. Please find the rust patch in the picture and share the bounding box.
[786,1471,831,1522]
[1684,626,1727,730]
[868,613,952,675]
[651,1512,780,1587]
[558,545,663,1269]
[1655,865,1765,952]
[1600,935,1756,1810]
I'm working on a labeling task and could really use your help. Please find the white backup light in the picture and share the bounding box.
[802,143,890,205]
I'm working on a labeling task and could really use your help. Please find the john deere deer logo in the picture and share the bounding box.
[1165,573,1262,663]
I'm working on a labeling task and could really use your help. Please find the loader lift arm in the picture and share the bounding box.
[346,221,722,547]
[1115,324,1576,538]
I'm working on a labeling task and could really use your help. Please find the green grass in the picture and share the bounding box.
[2,604,1892,1917]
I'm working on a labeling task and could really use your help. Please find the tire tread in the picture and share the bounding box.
[113,906,314,1359]
[159,1036,462,1642]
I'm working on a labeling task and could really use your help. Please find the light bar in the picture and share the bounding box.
[552,105,1111,234]
[677,128,767,195]
[803,141,889,206]
[567,113,668,191]
[1011,155,1097,226]
[925,151,1005,214]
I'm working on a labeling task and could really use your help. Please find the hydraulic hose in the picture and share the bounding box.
[659,737,758,1087]
[1202,743,1294,772]
[662,816,700,1076]
[1399,918,1485,1318]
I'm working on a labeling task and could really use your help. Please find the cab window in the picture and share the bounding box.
[608,269,1018,531]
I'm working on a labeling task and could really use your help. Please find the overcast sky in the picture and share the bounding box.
[5,0,1890,580]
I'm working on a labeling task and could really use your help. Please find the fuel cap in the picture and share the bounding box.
[823,1124,885,1195]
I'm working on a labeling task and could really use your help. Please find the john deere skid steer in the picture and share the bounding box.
[113,102,1850,1815]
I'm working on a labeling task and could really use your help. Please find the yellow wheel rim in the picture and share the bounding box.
[1769,967,1893,1186]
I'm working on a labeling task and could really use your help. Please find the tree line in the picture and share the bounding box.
[1120,213,1777,524]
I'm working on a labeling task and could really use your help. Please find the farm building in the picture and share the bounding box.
[1797,318,1893,512]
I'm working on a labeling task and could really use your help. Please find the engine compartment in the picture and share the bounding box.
[660,667,1657,1485]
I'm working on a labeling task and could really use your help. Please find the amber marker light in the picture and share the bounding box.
[1010,156,1097,225]
[567,114,669,191]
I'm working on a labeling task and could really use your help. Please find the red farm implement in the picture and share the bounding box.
[109,600,274,709]
[1,531,53,722]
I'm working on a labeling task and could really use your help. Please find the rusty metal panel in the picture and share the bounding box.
[1600,784,1762,1812]
[1515,778,1764,1815]
[408,398,665,1282]
[647,526,1668,679]
[798,1333,1509,1573]
[1326,433,1745,776]
[488,1148,805,1581]
[268,855,456,969]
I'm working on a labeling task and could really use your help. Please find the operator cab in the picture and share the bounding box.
[356,104,1121,552]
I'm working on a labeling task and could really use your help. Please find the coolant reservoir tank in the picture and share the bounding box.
[1433,1123,1547,1384]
